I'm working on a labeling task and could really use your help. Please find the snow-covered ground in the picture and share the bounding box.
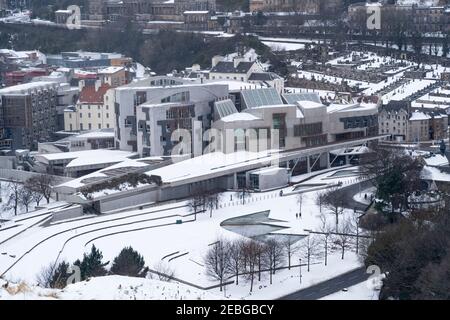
[0,181,53,219]
[0,167,369,299]
[320,281,380,300]
[262,41,306,52]
[0,276,221,300]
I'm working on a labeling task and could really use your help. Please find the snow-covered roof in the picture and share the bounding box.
[75,131,115,139]
[98,66,125,74]
[421,166,450,182]
[146,150,280,185]
[423,154,449,167]
[56,157,164,190]
[409,111,431,121]
[0,81,58,94]
[220,112,261,122]
[35,150,137,168]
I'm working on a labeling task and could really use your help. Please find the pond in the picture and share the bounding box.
[221,211,305,243]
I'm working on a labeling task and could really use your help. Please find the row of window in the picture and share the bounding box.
[294,122,322,137]
[69,123,110,131]
[79,105,109,110]
[69,113,110,119]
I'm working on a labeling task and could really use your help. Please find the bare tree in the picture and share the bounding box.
[282,235,300,270]
[26,174,54,204]
[297,192,304,216]
[4,181,22,216]
[239,185,251,205]
[241,239,261,293]
[19,186,34,213]
[32,190,44,207]
[315,191,325,213]
[319,213,333,266]
[322,187,345,229]
[205,192,221,218]
[263,239,285,285]
[333,218,353,260]
[300,234,320,272]
[226,239,244,285]
[153,261,175,282]
[204,238,231,292]
[188,187,206,220]
[35,263,54,288]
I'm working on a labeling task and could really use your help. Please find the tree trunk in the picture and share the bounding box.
[288,252,291,270]
[341,246,345,260]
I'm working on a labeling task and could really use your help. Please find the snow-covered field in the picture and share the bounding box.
[0,181,53,219]
[262,41,306,52]
[0,276,221,300]
[320,281,380,300]
[0,167,370,299]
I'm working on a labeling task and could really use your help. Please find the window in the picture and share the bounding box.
[98,113,101,118]
[294,122,323,137]
[106,124,110,128]
[88,113,91,118]
[79,113,82,118]
[69,124,73,131]
[88,123,92,130]
[106,113,109,118]
[80,123,83,131]
[98,124,101,129]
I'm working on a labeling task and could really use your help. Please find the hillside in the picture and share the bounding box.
[0,276,222,300]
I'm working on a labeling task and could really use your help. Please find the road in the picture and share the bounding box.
[334,180,373,211]
[279,267,370,300]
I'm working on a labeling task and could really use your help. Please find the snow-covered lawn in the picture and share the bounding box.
[320,281,380,300]
[0,275,221,300]
[0,167,367,299]
[262,41,305,52]
[0,181,54,220]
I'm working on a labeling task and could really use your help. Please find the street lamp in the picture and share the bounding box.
[299,258,302,284]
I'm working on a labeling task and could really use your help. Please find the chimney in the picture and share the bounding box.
[95,79,101,92]
[78,80,85,91]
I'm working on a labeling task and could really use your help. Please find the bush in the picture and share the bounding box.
[74,245,108,281]
[110,246,148,278]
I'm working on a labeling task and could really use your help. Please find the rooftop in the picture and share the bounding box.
[79,83,111,104]
[211,61,255,74]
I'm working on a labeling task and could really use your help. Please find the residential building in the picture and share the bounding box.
[0,81,59,151]
[379,101,448,142]
[210,56,263,83]
[64,80,114,132]
[98,66,128,87]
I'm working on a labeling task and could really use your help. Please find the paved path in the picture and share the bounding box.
[279,267,370,300]
[334,180,373,211]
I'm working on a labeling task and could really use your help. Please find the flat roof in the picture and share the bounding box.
[35,149,137,168]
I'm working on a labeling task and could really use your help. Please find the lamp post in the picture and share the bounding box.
[299,258,302,284]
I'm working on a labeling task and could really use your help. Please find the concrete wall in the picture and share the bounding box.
[0,168,72,185]
[51,205,84,222]
[99,188,159,212]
